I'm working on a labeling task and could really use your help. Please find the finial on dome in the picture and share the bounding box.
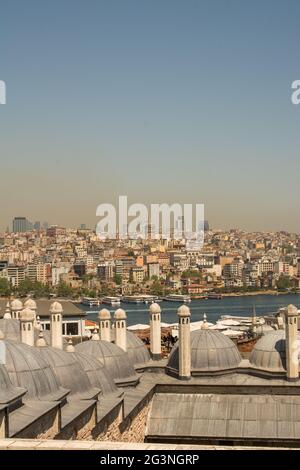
[202,313,209,329]
[36,331,46,348]
[91,329,100,341]
[4,302,11,319]
[66,335,75,353]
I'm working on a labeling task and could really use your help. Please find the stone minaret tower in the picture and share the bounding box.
[178,304,191,380]
[24,298,37,328]
[149,303,161,360]
[19,308,35,347]
[98,309,111,342]
[10,299,23,320]
[50,301,63,350]
[114,308,127,352]
[284,304,299,382]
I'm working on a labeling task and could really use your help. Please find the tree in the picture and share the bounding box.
[276,275,292,291]
[114,274,122,285]
[0,278,11,296]
[56,281,73,297]
[150,280,164,296]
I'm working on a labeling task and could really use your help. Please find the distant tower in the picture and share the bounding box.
[10,299,23,320]
[19,308,35,347]
[178,305,191,380]
[114,309,127,352]
[50,301,63,350]
[284,304,299,382]
[98,309,111,342]
[24,298,37,328]
[149,303,161,360]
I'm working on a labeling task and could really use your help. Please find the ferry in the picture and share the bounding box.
[121,295,144,304]
[164,294,191,303]
[207,292,223,300]
[141,295,161,304]
[81,296,102,307]
[101,296,121,307]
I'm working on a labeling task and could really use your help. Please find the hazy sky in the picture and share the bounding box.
[0,0,300,232]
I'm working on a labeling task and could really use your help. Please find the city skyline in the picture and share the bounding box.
[1,1,300,232]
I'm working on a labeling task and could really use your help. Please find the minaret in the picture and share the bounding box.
[3,302,11,319]
[114,308,127,352]
[98,309,111,342]
[251,306,257,335]
[284,304,299,382]
[24,298,37,327]
[178,304,191,380]
[50,301,63,350]
[10,299,23,320]
[19,308,35,346]
[149,303,161,360]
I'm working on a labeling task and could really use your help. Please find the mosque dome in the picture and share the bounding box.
[75,339,139,386]
[167,329,241,375]
[2,339,64,400]
[98,309,111,320]
[110,330,150,367]
[68,351,118,396]
[36,346,100,398]
[249,330,299,372]
[0,363,25,403]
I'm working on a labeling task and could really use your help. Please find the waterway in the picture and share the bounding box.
[79,293,300,326]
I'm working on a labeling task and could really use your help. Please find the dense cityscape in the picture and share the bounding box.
[1,216,299,301]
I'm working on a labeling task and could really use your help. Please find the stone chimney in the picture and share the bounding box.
[178,304,191,380]
[98,309,111,342]
[19,308,35,346]
[114,309,127,352]
[50,301,63,350]
[149,303,161,360]
[24,298,37,328]
[284,304,299,382]
[10,299,23,320]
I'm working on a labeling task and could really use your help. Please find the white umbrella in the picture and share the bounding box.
[127,324,150,331]
[222,329,242,337]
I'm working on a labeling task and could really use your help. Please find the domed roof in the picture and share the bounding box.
[114,308,127,320]
[75,339,139,385]
[24,298,37,310]
[2,339,64,400]
[0,363,25,403]
[110,330,150,366]
[250,330,299,372]
[98,309,111,320]
[167,329,241,374]
[10,299,23,310]
[50,301,63,313]
[149,303,161,314]
[0,318,53,345]
[68,351,118,396]
[36,346,100,398]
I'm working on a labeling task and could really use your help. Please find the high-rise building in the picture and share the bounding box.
[12,217,29,233]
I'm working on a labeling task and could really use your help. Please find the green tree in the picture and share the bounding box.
[276,275,292,291]
[0,278,11,296]
[56,281,73,297]
[114,274,122,285]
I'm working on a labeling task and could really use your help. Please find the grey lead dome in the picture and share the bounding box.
[250,330,300,372]
[167,329,241,374]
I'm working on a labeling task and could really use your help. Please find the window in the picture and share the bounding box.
[65,322,79,336]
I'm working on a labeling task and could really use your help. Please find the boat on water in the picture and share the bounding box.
[81,296,102,307]
[164,294,191,303]
[207,292,223,300]
[141,295,161,304]
[121,295,144,304]
[101,296,121,307]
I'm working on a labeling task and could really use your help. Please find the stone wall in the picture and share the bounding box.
[14,407,59,440]
[57,406,96,441]
[96,400,152,443]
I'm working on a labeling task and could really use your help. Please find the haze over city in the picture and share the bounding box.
[1,0,300,232]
